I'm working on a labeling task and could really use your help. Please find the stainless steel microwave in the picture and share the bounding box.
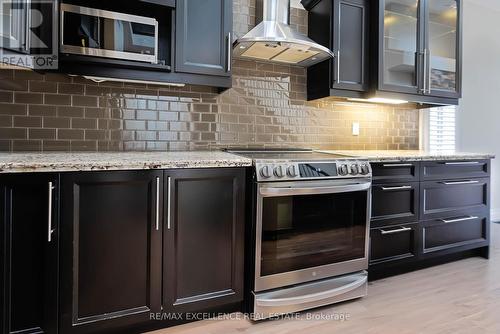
[60,4,158,63]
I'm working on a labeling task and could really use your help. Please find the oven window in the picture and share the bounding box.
[260,191,368,276]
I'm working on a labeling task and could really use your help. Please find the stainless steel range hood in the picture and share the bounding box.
[233,0,334,67]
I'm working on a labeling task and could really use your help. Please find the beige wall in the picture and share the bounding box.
[457,0,500,218]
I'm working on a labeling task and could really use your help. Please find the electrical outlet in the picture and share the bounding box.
[352,122,360,136]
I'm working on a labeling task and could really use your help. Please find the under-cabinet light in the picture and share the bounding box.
[347,97,409,105]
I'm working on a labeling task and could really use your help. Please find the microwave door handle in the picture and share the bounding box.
[259,182,371,197]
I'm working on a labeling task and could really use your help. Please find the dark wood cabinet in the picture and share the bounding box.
[421,213,488,255]
[163,168,245,314]
[304,0,369,99]
[420,178,489,221]
[371,182,419,227]
[374,0,462,104]
[370,222,419,265]
[0,174,59,334]
[60,171,163,334]
[420,160,489,180]
[371,162,420,183]
[175,0,232,77]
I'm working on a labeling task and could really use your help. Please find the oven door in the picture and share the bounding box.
[255,179,371,292]
[60,4,158,63]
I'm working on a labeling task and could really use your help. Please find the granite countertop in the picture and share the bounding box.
[0,151,253,173]
[318,150,495,162]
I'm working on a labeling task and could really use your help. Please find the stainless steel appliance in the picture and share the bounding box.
[233,0,334,67]
[227,149,372,318]
[60,4,158,63]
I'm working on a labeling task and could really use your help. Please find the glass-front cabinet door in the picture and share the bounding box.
[380,0,424,94]
[425,0,461,98]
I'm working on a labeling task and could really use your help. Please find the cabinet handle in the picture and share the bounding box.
[382,163,413,167]
[155,177,160,231]
[25,0,32,53]
[47,182,55,242]
[335,50,340,82]
[421,49,427,93]
[167,176,171,230]
[440,180,480,185]
[381,185,412,191]
[426,49,432,94]
[440,216,478,224]
[443,161,480,165]
[379,226,412,235]
[227,32,232,72]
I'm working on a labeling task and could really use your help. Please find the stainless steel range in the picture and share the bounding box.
[227,148,372,318]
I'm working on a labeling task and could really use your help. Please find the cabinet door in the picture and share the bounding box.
[60,171,163,334]
[175,0,232,76]
[424,0,461,98]
[0,0,30,54]
[332,0,369,91]
[163,168,244,314]
[0,174,58,334]
[371,182,419,227]
[379,0,425,94]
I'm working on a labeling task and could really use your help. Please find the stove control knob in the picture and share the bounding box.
[287,165,299,177]
[350,164,359,175]
[260,165,272,178]
[360,164,370,175]
[338,164,349,176]
[274,165,285,178]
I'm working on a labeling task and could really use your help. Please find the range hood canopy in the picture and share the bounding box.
[233,0,334,67]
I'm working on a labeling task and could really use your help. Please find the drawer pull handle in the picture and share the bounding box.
[443,161,480,165]
[381,185,412,191]
[155,177,160,231]
[382,163,413,167]
[380,227,412,235]
[440,180,479,185]
[48,182,55,242]
[440,216,478,224]
[167,176,172,230]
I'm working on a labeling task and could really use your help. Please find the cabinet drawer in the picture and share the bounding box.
[420,178,489,220]
[371,182,419,227]
[371,162,419,183]
[422,214,488,255]
[370,223,419,265]
[421,160,490,180]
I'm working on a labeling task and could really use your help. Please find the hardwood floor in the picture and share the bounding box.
[148,223,500,334]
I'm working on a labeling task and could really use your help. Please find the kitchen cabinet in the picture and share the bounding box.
[370,222,419,265]
[59,171,163,334]
[0,0,31,54]
[376,0,462,101]
[369,159,491,279]
[0,174,59,334]
[371,182,419,227]
[303,0,370,99]
[163,168,245,314]
[175,0,232,77]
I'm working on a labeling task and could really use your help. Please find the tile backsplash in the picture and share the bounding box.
[0,2,419,152]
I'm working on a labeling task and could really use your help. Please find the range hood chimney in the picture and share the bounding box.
[233,0,334,67]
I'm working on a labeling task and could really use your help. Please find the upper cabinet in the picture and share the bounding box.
[53,0,232,89]
[303,0,462,105]
[378,0,461,99]
[175,0,232,77]
[304,0,370,100]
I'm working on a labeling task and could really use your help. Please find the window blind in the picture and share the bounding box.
[428,106,456,151]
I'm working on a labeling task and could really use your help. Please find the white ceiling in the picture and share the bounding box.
[291,0,305,9]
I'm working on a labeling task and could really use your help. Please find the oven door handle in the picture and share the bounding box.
[259,181,371,197]
[255,274,367,307]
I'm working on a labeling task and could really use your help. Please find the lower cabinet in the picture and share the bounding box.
[60,171,163,333]
[163,168,245,314]
[0,174,59,334]
[370,222,419,266]
[421,213,489,256]
[59,168,245,333]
